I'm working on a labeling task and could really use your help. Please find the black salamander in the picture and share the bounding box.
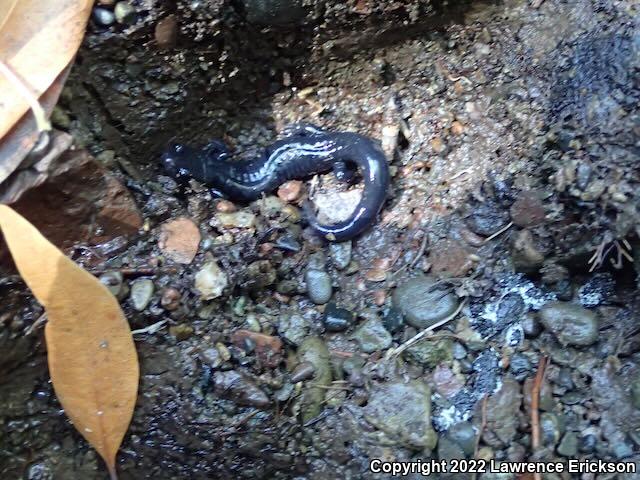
[161,124,389,241]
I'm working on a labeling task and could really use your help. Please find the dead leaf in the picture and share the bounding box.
[0,0,93,140]
[0,205,139,480]
[0,0,18,31]
[0,64,71,186]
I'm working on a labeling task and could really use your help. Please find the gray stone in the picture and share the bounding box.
[305,269,332,304]
[539,302,599,346]
[329,241,352,270]
[392,276,460,328]
[365,380,437,451]
[353,318,392,353]
[278,314,310,346]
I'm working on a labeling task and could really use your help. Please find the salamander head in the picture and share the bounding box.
[161,143,198,180]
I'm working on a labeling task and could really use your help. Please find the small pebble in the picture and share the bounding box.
[305,269,332,305]
[215,200,237,213]
[277,180,303,202]
[129,279,154,311]
[155,15,178,49]
[322,302,354,332]
[161,287,181,310]
[539,302,599,346]
[93,7,115,26]
[114,2,136,24]
[291,362,315,382]
[392,275,460,328]
[329,241,352,270]
[353,318,391,353]
[195,261,228,300]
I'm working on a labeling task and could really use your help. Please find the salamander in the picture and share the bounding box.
[161,124,389,242]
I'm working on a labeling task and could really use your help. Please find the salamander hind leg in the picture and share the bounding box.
[332,160,357,184]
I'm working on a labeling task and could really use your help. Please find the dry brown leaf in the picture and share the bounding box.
[0,205,139,480]
[0,0,92,140]
[0,0,18,31]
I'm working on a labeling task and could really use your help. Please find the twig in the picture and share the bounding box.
[0,60,51,133]
[391,231,428,277]
[385,298,467,359]
[132,320,168,336]
[531,356,548,480]
[483,221,513,243]
[472,395,488,480]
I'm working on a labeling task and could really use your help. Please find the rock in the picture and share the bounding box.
[314,189,362,226]
[169,324,193,341]
[438,436,465,461]
[290,362,315,383]
[242,0,306,26]
[278,314,310,346]
[297,337,332,421]
[215,211,256,228]
[158,217,201,264]
[521,312,542,337]
[539,302,599,346]
[215,200,237,213]
[277,180,303,202]
[305,269,332,304]
[429,239,475,277]
[364,380,437,451]
[509,191,546,227]
[114,2,136,24]
[631,378,640,409]
[433,364,464,398]
[485,377,522,446]
[405,338,453,368]
[540,412,564,447]
[275,234,301,252]
[195,261,228,300]
[511,229,545,272]
[465,201,509,237]
[155,15,178,49]
[448,422,477,457]
[160,287,181,310]
[2,150,141,262]
[231,329,283,367]
[99,271,126,299]
[129,279,154,311]
[578,273,615,307]
[382,307,404,333]
[579,434,597,453]
[557,432,578,457]
[213,370,269,407]
[353,318,391,353]
[245,261,276,290]
[199,347,223,368]
[322,303,354,332]
[93,7,115,26]
[392,276,460,328]
[329,241,352,270]
[509,353,532,381]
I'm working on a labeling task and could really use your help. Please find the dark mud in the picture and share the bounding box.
[2,0,640,478]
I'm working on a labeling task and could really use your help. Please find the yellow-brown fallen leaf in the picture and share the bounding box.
[0,0,93,140]
[0,205,139,480]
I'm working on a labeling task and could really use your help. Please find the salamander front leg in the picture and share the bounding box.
[281,122,326,138]
[203,139,231,162]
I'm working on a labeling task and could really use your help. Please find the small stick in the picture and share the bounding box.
[385,298,467,359]
[131,320,167,336]
[472,395,488,480]
[483,221,513,243]
[531,356,548,480]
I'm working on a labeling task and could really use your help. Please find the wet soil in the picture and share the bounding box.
[1,0,640,478]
